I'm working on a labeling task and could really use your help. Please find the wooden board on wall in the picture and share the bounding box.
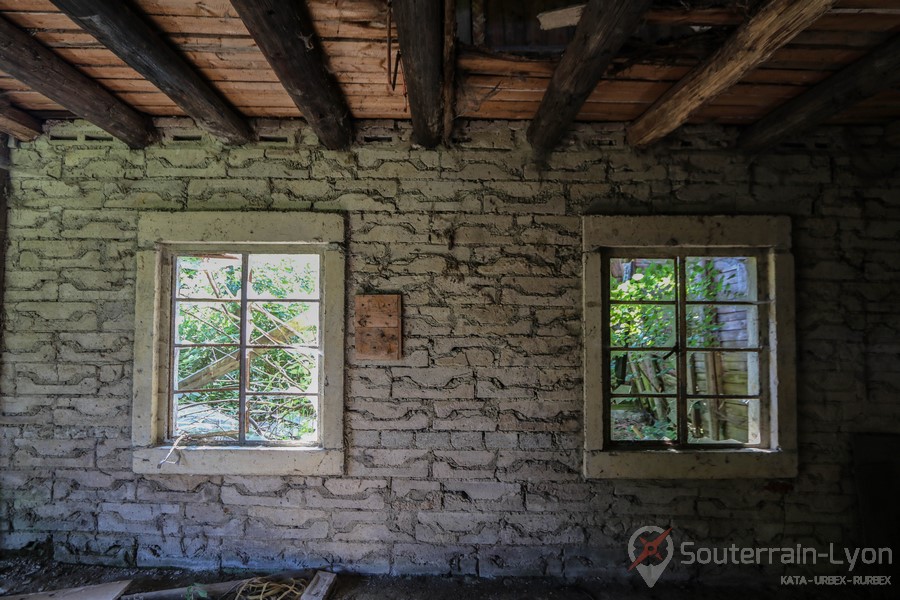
[355,294,402,361]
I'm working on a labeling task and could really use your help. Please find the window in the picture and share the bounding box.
[582,216,797,479]
[171,252,321,444]
[132,212,345,475]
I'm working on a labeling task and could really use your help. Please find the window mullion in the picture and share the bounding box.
[601,252,612,448]
[238,253,250,443]
[676,256,688,446]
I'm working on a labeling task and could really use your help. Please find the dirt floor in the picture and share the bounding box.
[0,548,892,599]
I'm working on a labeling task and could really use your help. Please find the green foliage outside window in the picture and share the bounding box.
[173,254,320,443]
[609,258,741,442]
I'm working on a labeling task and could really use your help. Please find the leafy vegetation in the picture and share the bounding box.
[173,254,320,443]
[609,257,752,443]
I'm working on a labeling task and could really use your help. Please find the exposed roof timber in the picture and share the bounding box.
[230,0,352,150]
[527,0,652,161]
[0,98,43,141]
[394,0,444,147]
[0,14,154,148]
[49,0,252,145]
[740,35,900,152]
[442,0,458,145]
[538,3,900,30]
[627,0,836,148]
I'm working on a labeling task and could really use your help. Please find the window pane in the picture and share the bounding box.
[175,255,241,299]
[249,302,319,346]
[610,304,675,348]
[247,395,317,442]
[174,391,240,439]
[687,305,759,348]
[610,351,677,395]
[248,348,318,394]
[248,254,320,300]
[689,398,760,444]
[688,351,760,396]
[175,301,240,344]
[175,346,239,392]
[611,396,677,442]
[686,257,756,302]
[609,258,675,301]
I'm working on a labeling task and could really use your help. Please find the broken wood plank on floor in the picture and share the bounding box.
[118,579,250,600]
[300,571,337,600]
[119,570,314,600]
[1,580,131,600]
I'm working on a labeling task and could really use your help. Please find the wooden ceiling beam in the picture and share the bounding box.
[0,14,154,148]
[527,0,652,161]
[442,0,457,145]
[230,0,352,150]
[49,0,252,145]
[740,35,900,152]
[0,98,43,142]
[627,0,836,148]
[393,0,444,147]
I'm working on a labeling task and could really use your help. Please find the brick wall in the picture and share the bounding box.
[1,118,898,579]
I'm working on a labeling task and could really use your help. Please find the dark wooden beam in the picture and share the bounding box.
[230,0,352,150]
[50,0,251,144]
[527,0,652,161]
[0,14,154,148]
[0,98,43,141]
[442,0,457,145]
[740,35,900,152]
[393,0,444,147]
[627,0,835,148]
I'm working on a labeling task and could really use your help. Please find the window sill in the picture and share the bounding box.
[133,446,344,476]
[584,448,797,479]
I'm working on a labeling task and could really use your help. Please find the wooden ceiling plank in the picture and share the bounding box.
[229,0,352,150]
[0,13,154,146]
[626,0,836,148]
[0,97,43,140]
[50,0,252,144]
[527,0,652,161]
[393,0,444,147]
[739,34,900,151]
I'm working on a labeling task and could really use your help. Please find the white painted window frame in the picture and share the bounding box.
[131,212,345,475]
[582,216,797,479]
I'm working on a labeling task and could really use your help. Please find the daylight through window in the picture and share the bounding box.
[171,253,322,445]
[607,253,767,447]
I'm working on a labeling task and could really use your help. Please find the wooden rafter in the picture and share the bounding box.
[0,98,42,141]
[230,0,352,150]
[393,0,445,147]
[49,0,252,145]
[442,0,458,145]
[740,35,900,152]
[0,14,155,148]
[627,0,836,148]
[527,0,652,161]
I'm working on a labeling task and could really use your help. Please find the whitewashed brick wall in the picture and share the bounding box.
[0,118,897,579]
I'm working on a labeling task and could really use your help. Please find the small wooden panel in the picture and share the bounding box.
[355,294,401,361]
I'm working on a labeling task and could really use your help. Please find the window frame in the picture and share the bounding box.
[131,212,345,475]
[582,215,797,479]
